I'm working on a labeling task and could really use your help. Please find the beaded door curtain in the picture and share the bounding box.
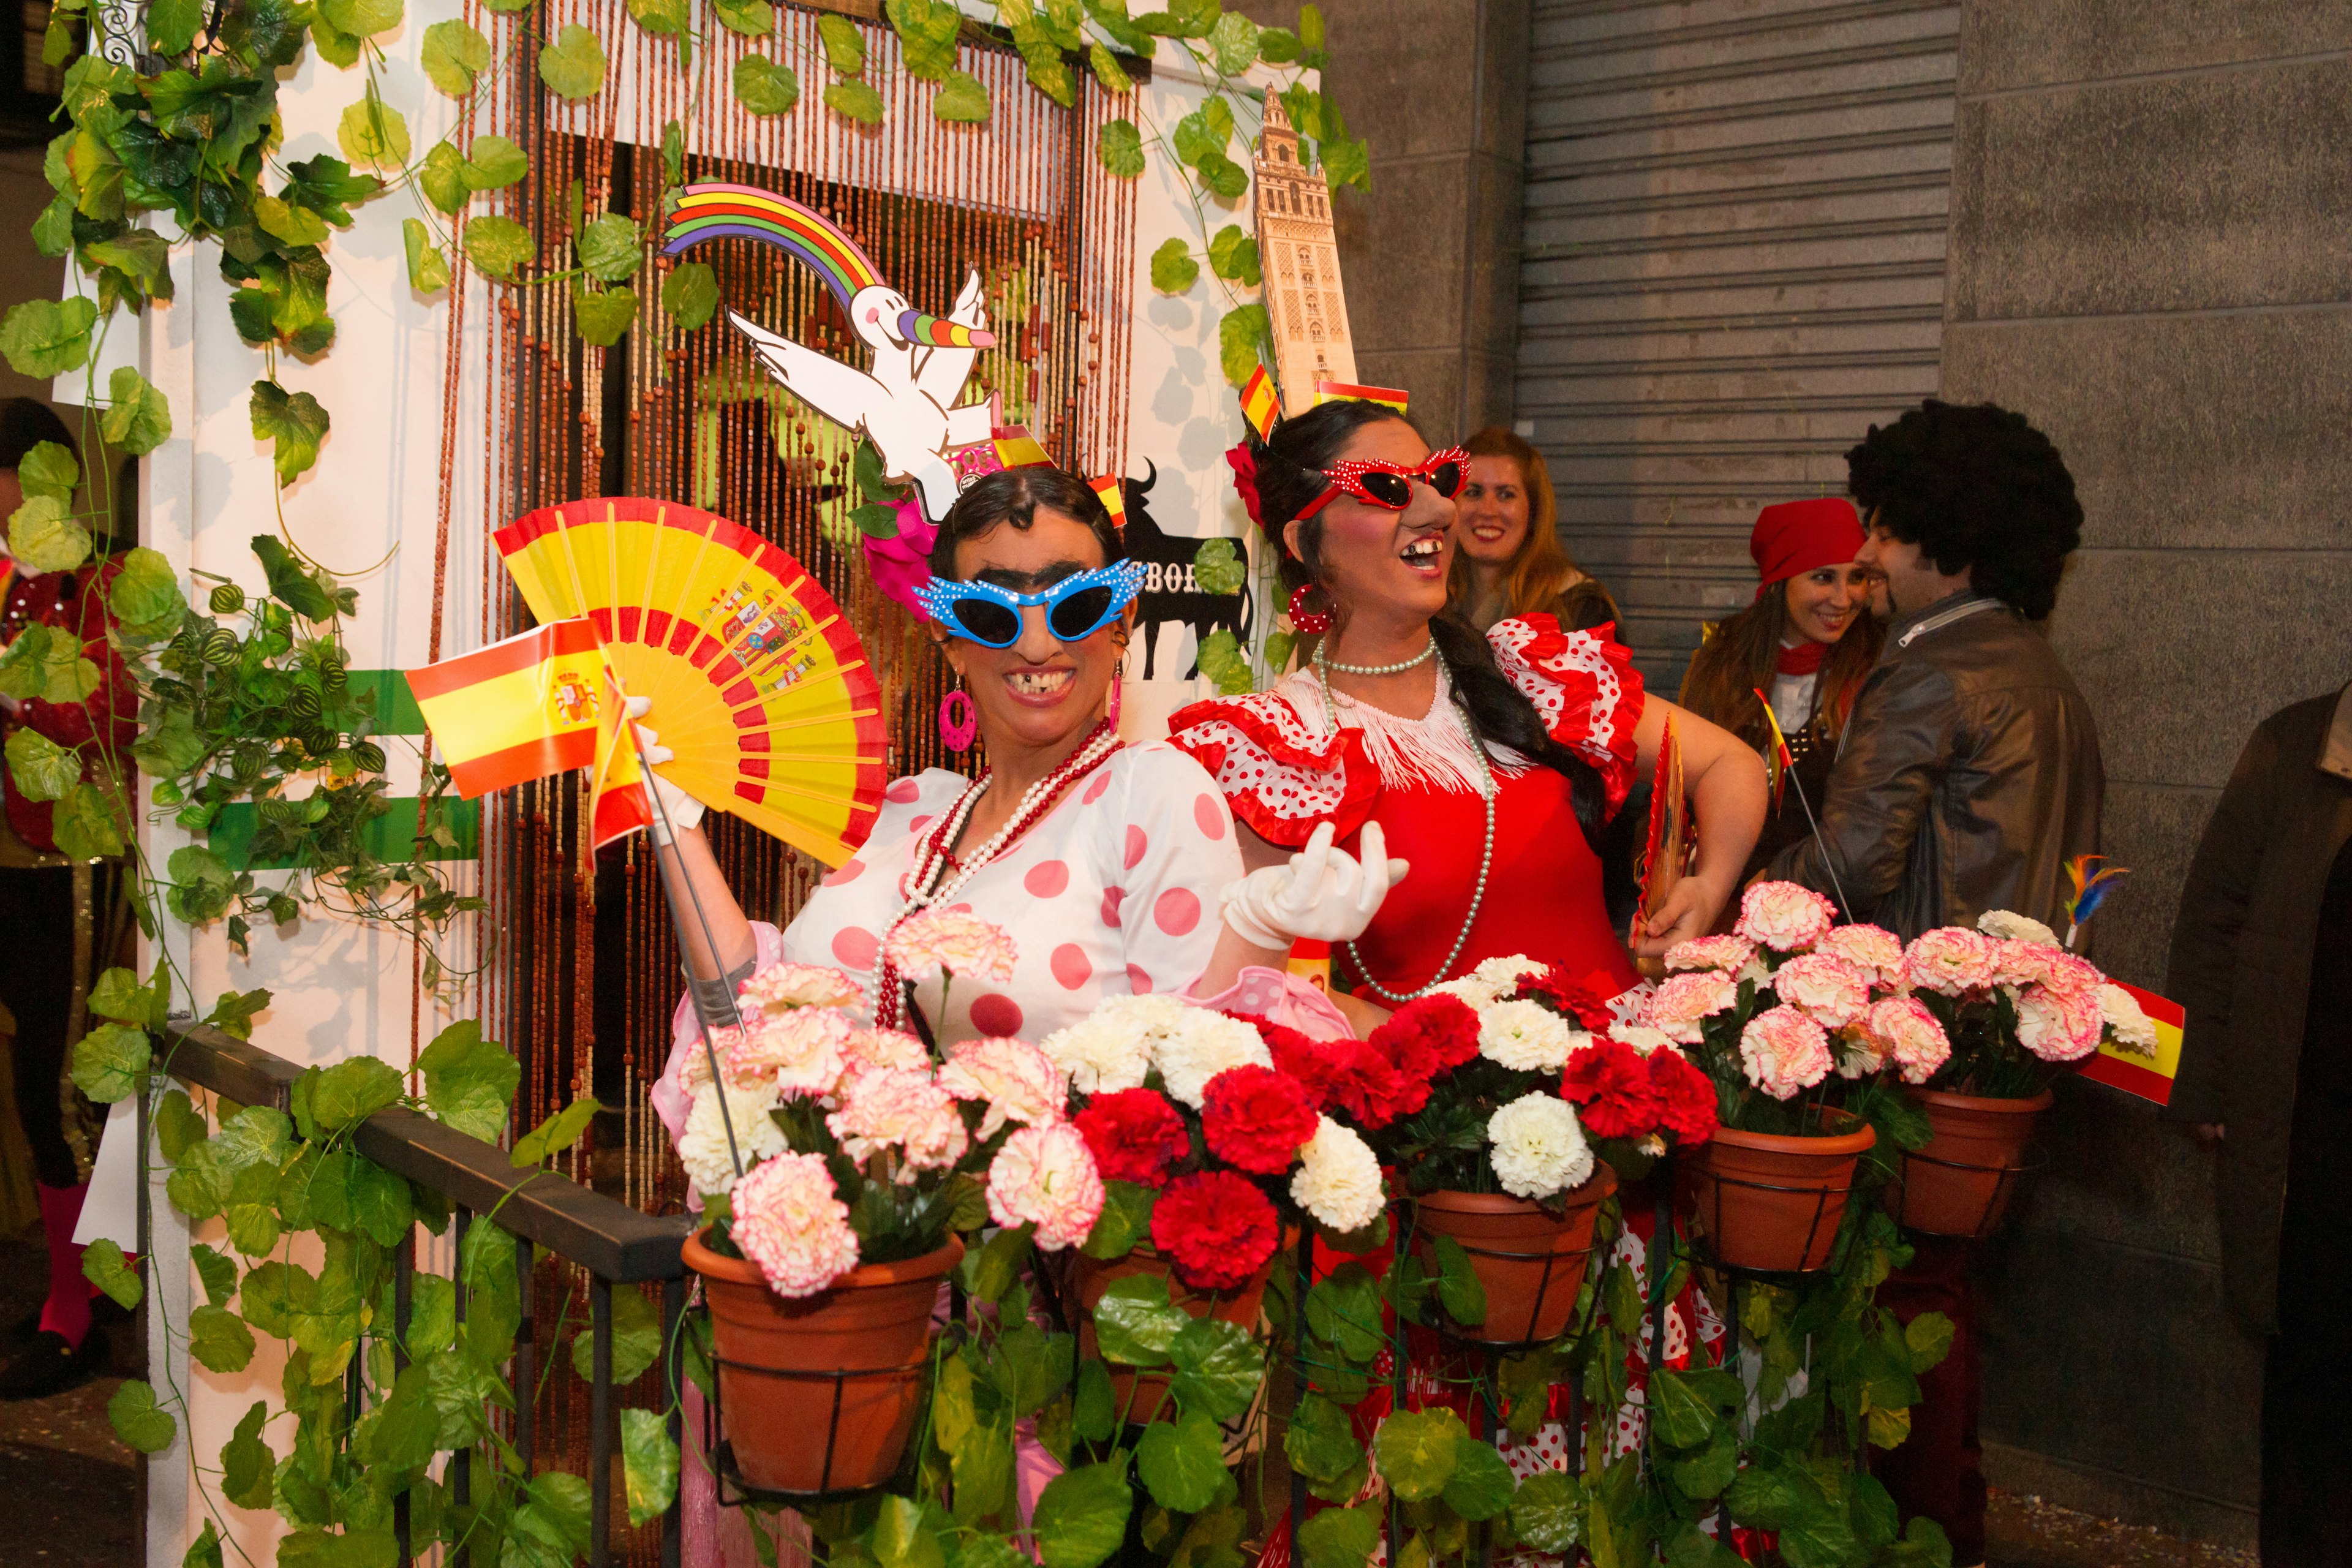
[435,4,1137,1534]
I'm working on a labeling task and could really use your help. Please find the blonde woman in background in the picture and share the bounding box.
[1447,426,1621,633]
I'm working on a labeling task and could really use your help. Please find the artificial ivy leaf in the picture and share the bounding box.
[1648,1365,1738,1450]
[1206,10,1256,72]
[336,96,410,173]
[1189,535,1244,596]
[1442,1436,1517,1521]
[1258,25,1299,63]
[1666,1422,1741,1500]
[621,1407,678,1527]
[1149,237,1198,295]
[508,1472,595,1567]
[1206,224,1260,286]
[1166,1314,1257,1422]
[279,1532,397,1568]
[872,1495,947,1568]
[183,1521,222,1568]
[710,0,773,35]
[156,1090,207,1163]
[462,134,529,192]
[889,0,962,79]
[321,0,399,40]
[18,439,77,499]
[1217,303,1268,386]
[1509,1471,1583,1553]
[1374,1406,1462,1501]
[1321,137,1369,192]
[418,1020,519,1142]
[404,1272,455,1357]
[1905,1310,1955,1373]
[1135,1408,1226,1513]
[249,380,331,487]
[1096,119,1144,179]
[72,1021,150,1103]
[578,211,644,281]
[625,0,688,34]
[110,1380,176,1453]
[146,0,203,53]
[101,366,172,455]
[1080,1179,1154,1259]
[1072,1355,1115,1442]
[661,261,718,330]
[1433,1234,1488,1326]
[419,141,467,215]
[82,1236,143,1309]
[108,546,185,635]
[52,782,124,861]
[421,18,491,96]
[189,1302,258,1372]
[571,1280,663,1384]
[1294,1505,1378,1568]
[1284,1391,1363,1487]
[1090,1272,1186,1365]
[934,70,990,124]
[1194,148,1247,200]
[461,213,535,280]
[824,80,885,125]
[219,1400,274,1509]
[513,1095,600,1167]
[6,726,80,802]
[307,1054,404,1130]
[1195,628,1251,695]
[403,219,451,293]
[9,496,89,573]
[537,24,608,100]
[733,53,800,116]
[817,13,865,74]
[1087,43,1131,94]
[31,191,73,257]
[188,1245,238,1311]
[1031,1461,1133,1568]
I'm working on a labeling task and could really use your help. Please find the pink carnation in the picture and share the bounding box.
[1903,927,1999,995]
[2015,982,2101,1063]
[1769,954,1872,1030]
[939,1036,1066,1139]
[729,1152,861,1298]
[1738,1005,1834,1100]
[1990,939,2065,989]
[1664,935,1755,975]
[840,1027,930,1081]
[679,1025,742,1095]
[1866,997,1951,1085]
[986,1123,1106,1251]
[826,1068,970,1177]
[885,910,1016,983]
[1733,881,1838,953]
[1639,972,1739,1045]
[1815,924,1904,987]
[740,961,865,1017]
[734,1007,854,1099]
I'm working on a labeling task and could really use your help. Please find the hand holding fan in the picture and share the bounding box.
[493,497,889,866]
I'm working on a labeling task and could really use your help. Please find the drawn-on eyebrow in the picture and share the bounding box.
[973,559,1092,592]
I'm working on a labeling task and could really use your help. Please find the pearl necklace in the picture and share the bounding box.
[873,718,1123,1030]
[1322,638,1436,677]
[1313,642,1496,1003]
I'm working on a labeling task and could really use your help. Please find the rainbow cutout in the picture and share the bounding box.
[663,183,883,312]
[897,311,996,349]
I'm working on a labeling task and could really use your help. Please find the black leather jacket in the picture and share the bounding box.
[1769,593,2103,940]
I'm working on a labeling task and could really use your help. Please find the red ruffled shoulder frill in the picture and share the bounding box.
[1488,614,1645,816]
[1164,688,1382,849]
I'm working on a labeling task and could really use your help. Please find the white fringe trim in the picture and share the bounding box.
[1272,665,1531,797]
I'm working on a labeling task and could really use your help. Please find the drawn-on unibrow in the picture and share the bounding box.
[972,560,1093,592]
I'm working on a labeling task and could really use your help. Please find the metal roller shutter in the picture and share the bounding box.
[1517,0,1959,693]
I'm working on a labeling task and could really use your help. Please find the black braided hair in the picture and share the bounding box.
[1254,400,1613,856]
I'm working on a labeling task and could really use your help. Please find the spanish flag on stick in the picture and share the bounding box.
[1240,364,1281,441]
[2079,982,2183,1107]
[1313,380,1409,413]
[587,667,654,850]
[406,620,610,797]
[991,426,1053,470]
[1089,475,1128,529]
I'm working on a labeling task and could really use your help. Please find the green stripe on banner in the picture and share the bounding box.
[348,669,426,736]
[210,796,480,870]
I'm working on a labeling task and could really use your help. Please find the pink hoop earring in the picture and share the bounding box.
[939,679,978,752]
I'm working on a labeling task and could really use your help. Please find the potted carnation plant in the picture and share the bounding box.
[678,952,1102,1494]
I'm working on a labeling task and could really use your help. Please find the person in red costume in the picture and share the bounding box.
[1169,398,1767,1035]
[0,399,134,1398]
[1676,497,1885,884]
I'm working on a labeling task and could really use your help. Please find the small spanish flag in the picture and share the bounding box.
[1239,364,1281,441]
[2079,981,2184,1107]
[1089,474,1128,529]
[587,658,654,850]
[407,620,609,798]
[991,426,1053,470]
[1313,380,1409,413]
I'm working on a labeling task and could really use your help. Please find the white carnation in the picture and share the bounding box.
[1478,998,1578,1072]
[1485,1093,1594,1200]
[1977,910,2060,948]
[1472,954,1548,992]
[1610,1025,1675,1057]
[1151,1006,1273,1107]
[678,1081,788,1196]
[1290,1116,1385,1233]
[1040,993,1179,1095]
[2100,982,2158,1057]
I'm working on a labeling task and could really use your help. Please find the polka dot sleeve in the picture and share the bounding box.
[1104,744,1247,998]
[1487,614,1646,816]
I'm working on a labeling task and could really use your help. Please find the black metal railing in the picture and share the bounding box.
[149,1020,693,1568]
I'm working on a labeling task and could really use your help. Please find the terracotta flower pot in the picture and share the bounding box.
[1410,1165,1618,1346]
[1678,1115,1875,1274]
[1067,1238,1283,1422]
[1893,1087,2052,1238]
[684,1226,962,1496]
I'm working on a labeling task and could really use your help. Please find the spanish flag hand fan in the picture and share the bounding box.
[493,497,889,866]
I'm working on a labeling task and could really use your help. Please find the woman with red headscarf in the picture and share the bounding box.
[1677,497,1885,883]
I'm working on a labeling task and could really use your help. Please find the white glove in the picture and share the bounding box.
[625,695,706,834]
[1219,820,1408,949]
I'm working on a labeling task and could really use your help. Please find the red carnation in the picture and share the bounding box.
[1516,970,1615,1031]
[1200,1065,1320,1175]
[1371,994,1481,1084]
[1073,1088,1192,1187]
[1559,1038,1660,1140]
[1331,1039,1427,1129]
[1646,1047,1719,1145]
[1263,1024,1346,1110]
[1152,1169,1281,1290]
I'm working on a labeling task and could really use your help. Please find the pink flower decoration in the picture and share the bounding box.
[1738,1005,1834,1100]
[1770,953,1873,1030]
[827,1068,971,1177]
[1815,924,1904,987]
[1866,997,1951,1085]
[729,1152,861,1298]
[986,1123,1106,1251]
[1663,935,1755,975]
[840,1027,930,1083]
[1903,927,1999,995]
[939,1036,1066,1139]
[733,1007,854,1100]
[1733,881,1838,953]
[860,495,937,619]
[741,962,866,1017]
[679,1025,744,1095]
[886,910,1017,984]
[1639,971,1739,1045]
[2015,982,2102,1063]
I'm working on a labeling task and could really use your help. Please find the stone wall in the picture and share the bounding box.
[1930,0,2352,1543]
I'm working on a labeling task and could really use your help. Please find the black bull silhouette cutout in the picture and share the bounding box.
[1118,462,1253,681]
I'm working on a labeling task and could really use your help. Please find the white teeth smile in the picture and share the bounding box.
[1400,538,1442,560]
[1008,669,1073,696]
